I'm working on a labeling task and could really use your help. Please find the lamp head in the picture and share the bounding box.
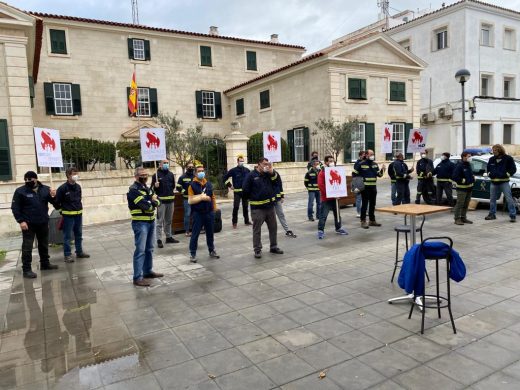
[455,68,471,84]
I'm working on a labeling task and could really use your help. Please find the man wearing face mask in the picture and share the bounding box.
[224,155,251,229]
[11,171,59,278]
[188,162,220,263]
[242,157,284,258]
[56,168,90,263]
[177,162,195,236]
[393,153,414,205]
[127,167,163,287]
[151,158,178,248]
[304,159,321,221]
[452,152,475,225]
[433,152,455,206]
[415,150,435,205]
[353,149,385,229]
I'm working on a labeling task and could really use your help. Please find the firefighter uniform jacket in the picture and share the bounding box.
[11,182,57,225]
[487,154,517,183]
[452,161,475,191]
[388,161,396,183]
[433,159,455,182]
[127,181,160,222]
[242,170,278,209]
[223,166,250,192]
[177,172,195,199]
[56,182,83,215]
[304,168,320,191]
[151,169,176,203]
[416,158,434,180]
[393,160,413,182]
[353,159,384,186]
[273,170,284,201]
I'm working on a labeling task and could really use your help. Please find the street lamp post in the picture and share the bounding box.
[455,69,471,151]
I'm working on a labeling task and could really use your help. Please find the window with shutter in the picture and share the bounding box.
[50,29,67,54]
[389,81,406,102]
[0,119,12,181]
[236,98,245,116]
[260,90,270,109]
[246,51,257,71]
[287,129,295,162]
[404,123,413,159]
[53,83,73,116]
[200,46,212,67]
[133,39,145,60]
[348,78,367,100]
[350,123,366,162]
[365,123,375,154]
[137,87,151,117]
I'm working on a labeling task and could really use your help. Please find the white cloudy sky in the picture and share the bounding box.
[11,0,520,52]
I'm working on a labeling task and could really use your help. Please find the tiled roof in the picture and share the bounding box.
[223,52,325,94]
[385,0,520,33]
[28,11,305,50]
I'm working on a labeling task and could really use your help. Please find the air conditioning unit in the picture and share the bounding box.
[421,113,436,123]
[438,105,453,119]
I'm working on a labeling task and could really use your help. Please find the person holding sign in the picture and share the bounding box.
[127,167,164,287]
[151,158,179,248]
[317,156,349,239]
[393,153,414,205]
[11,171,59,278]
[353,149,385,229]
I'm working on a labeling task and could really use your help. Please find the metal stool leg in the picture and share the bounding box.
[392,232,399,283]
[421,289,426,334]
[446,259,457,334]
[436,260,441,319]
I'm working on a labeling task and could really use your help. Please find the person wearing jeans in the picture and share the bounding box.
[274,170,296,238]
[305,160,321,221]
[485,144,517,222]
[127,167,163,287]
[452,152,475,225]
[151,159,178,247]
[177,163,195,236]
[393,153,413,205]
[56,167,89,263]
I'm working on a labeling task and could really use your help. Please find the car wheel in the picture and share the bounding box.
[512,188,520,212]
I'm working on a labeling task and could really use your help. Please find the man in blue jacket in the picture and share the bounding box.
[177,162,195,236]
[485,144,517,222]
[304,159,321,221]
[11,171,59,278]
[415,151,434,204]
[393,153,414,205]
[433,152,455,205]
[452,152,475,225]
[151,158,178,248]
[224,155,251,229]
[242,158,284,259]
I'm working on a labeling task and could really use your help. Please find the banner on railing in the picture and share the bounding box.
[263,131,281,162]
[324,166,347,198]
[381,124,393,154]
[140,128,166,162]
[407,128,428,153]
[34,127,63,167]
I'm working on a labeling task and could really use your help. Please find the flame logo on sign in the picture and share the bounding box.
[146,132,160,149]
[329,169,342,186]
[384,127,391,141]
[267,134,278,151]
[40,131,56,151]
[412,131,424,144]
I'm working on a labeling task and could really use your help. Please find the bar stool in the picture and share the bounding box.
[408,236,457,334]
[391,215,426,283]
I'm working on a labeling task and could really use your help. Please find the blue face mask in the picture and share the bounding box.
[197,172,205,180]
[162,163,169,170]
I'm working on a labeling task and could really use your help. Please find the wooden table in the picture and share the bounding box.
[376,204,452,305]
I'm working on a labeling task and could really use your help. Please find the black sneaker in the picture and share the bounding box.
[270,248,284,255]
[308,217,315,222]
[254,251,262,259]
[485,214,496,220]
[245,221,252,226]
[511,216,517,223]
[209,251,220,259]
[40,263,58,270]
[157,239,164,248]
[415,199,421,205]
[23,271,37,279]
[76,252,90,258]
[286,231,297,238]
[165,237,179,244]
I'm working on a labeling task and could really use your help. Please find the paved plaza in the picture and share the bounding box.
[1,186,520,389]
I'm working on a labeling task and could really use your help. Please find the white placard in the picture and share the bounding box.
[34,128,63,167]
[406,128,428,153]
[324,166,347,198]
[140,128,166,162]
[263,131,282,162]
[381,123,393,154]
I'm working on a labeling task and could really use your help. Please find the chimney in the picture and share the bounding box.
[270,34,279,43]
[209,26,219,36]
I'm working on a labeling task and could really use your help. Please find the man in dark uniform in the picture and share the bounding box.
[177,162,195,236]
[393,153,414,205]
[151,158,178,248]
[224,155,251,229]
[415,150,434,204]
[11,171,59,278]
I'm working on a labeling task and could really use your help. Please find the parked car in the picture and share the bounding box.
[433,154,520,210]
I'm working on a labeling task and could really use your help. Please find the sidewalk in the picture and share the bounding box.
[0,189,519,389]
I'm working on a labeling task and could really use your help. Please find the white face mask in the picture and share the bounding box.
[263,166,270,173]
[421,154,426,159]
[238,161,244,167]
[71,175,79,182]
[441,155,447,161]
[368,156,375,161]
[467,157,472,163]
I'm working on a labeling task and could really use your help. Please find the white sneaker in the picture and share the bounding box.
[356,214,360,218]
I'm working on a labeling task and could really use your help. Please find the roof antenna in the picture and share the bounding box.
[377,0,390,29]
[131,0,139,25]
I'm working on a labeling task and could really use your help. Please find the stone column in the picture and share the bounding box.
[224,122,249,170]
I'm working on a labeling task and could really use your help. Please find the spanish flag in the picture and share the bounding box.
[128,71,138,115]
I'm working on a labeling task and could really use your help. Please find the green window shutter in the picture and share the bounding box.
[405,123,413,159]
[149,88,158,117]
[195,91,203,118]
[0,120,12,181]
[365,123,375,154]
[50,29,67,54]
[360,79,367,99]
[348,78,367,100]
[127,38,134,59]
[127,87,132,116]
[236,98,244,116]
[28,76,35,108]
[303,127,310,160]
[260,90,270,109]
[246,51,257,71]
[343,138,352,163]
[200,46,212,66]
[144,40,151,60]
[44,82,55,115]
[215,92,222,118]
[287,129,295,162]
[390,81,406,102]
[71,84,82,115]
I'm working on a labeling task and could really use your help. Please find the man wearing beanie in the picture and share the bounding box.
[11,171,59,278]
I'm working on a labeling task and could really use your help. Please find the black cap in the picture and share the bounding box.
[24,171,38,180]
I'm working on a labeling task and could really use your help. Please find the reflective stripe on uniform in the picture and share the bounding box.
[250,199,272,206]
[491,178,510,182]
[233,188,243,192]
[456,183,474,189]
[158,195,175,200]
[131,216,156,221]
[62,210,83,216]
[437,178,451,182]
[133,196,144,204]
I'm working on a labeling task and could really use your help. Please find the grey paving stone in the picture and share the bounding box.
[258,353,316,385]
[502,361,520,380]
[293,290,330,305]
[173,320,216,341]
[221,322,267,346]
[216,366,276,390]
[281,374,342,390]
[368,380,407,390]
[273,327,323,351]
[426,352,494,385]
[142,342,193,371]
[358,346,420,378]
[206,312,251,332]
[305,317,353,339]
[359,321,412,344]
[104,373,162,390]
[481,328,520,352]
[334,309,381,329]
[154,359,210,389]
[423,323,476,349]
[238,337,289,363]
[285,306,329,325]
[255,313,300,335]
[197,348,252,377]
[391,335,450,363]
[393,365,465,390]
[329,330,384,357]
[471,371,520,390]
[457,340,519,369]
[313,298,355,316]
[183,332,233,358]
[268,297,307,313]
[326,358,386,390]
[295,341,352,370]
[239,303,279,322]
